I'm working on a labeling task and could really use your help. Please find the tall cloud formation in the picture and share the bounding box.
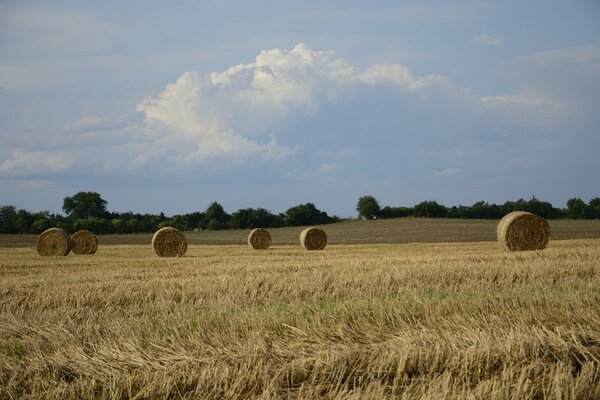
[135,42,578,165]
[134,43,468,163]
[136,44,353,162]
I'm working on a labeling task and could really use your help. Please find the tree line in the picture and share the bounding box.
[0,192,339,234]
[356,195,600,220]
[1,192,599,235]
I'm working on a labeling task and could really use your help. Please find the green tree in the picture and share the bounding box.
[111,219,127,233]
[32,217,51,233]
[469,201,504,219]
[63,192,108,219]
[379,206,413,219]
[157,218,186,231]
[470,201,490,219]
[201,202,230,230]
[180,212,205,230]
[587,197,600,219]
[500,201,516,215]
[413,200,448,218]
[0,205,17,233]
[356,195,381,220]
[523,196,556,219]
[512,198,528,212]
[285,203,332,226]
[228,208,283,229]
[566,197,587,219]
[447,205,472,219]
[13,209,33,233]
[73,217,111,234]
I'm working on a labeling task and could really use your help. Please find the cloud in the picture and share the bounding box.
[471,34,503,47]
[135,43,459,163]
[2,43,593,181]
[323,147,358,160]
[0,149,72,177]
[434,167,460,177]
[314,163,336,177]
[358,63,450,91]
[138,43,358,136]
[525,44,600,65]
[502,44,600,125]
[480,94,568,127]
[68,115,105,131]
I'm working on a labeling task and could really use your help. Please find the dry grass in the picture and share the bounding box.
[1,238,599,399]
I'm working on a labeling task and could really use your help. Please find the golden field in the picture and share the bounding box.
[1,220,600,399]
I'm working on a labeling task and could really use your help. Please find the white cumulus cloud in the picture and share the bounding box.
[135,43,455,163]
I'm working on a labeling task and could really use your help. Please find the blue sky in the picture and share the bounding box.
[1,1,599,217]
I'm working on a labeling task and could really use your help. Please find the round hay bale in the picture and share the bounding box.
[497,211,550,252]
[248,228,272,250]
[36,228,71,256]
[300,227,327,250]
[152,227,187,257]
[71,230,98,255]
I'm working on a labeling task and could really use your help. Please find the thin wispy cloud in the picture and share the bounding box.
[434,168,460,177]
[471,34,503,47]
[0,149,72,177]
[314,163,336,177]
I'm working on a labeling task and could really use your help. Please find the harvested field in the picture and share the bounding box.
[1,237,599,399]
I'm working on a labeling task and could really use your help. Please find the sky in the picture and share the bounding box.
[1,1,599,217]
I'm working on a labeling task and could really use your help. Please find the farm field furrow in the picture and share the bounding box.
[1,239,599,399]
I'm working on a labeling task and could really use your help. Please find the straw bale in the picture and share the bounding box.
[497,211,550,252]
[152,227,187,257]
[248,228,272,249]
[71,230,98,255]
[36,227,71,256]
[300,227,327,250]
